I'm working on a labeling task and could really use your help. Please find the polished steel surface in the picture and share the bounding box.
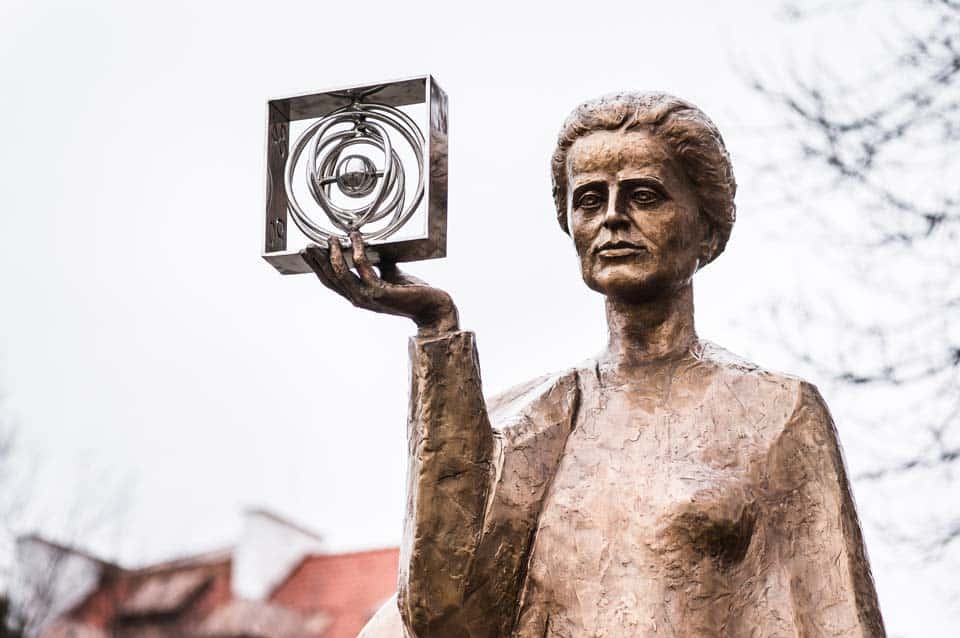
[336,155,378,197]
[263,75,448,275]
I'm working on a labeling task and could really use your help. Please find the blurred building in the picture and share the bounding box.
[12,509,398,638]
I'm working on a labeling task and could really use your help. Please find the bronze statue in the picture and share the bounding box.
[300,93,885,637]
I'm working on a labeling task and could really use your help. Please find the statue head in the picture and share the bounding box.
[551,93,736,303]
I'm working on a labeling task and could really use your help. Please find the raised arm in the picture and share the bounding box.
[399,330,495,637]
[301,235,509,637]
[397,332,580,638]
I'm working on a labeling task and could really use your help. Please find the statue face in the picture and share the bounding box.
[566,129,712,302]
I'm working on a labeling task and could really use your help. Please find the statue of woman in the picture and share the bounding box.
[301,93,885,637]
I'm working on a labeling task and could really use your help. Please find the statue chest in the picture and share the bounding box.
[517,383,765,635]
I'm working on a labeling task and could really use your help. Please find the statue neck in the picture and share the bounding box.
[602,284,698,372]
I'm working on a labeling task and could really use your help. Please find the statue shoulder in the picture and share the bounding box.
[772,378,843,467]
[694,339,799,382]
[692,343,850,487]
[486,366,583,448]
[693,340,825,439]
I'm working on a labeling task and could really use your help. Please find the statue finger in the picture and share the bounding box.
[303,246,350,298]
[327,238,353,280]
[349,231,382,287]
[327,239,369,306]
[303,245,332,276]
[301,246,333,283]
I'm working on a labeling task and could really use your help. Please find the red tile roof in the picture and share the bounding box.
[58,547,398,638]
[194,599,330,638]
[270,548,399,638]
[119,569,212,616]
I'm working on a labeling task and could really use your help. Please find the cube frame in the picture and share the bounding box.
[262,75,448,275]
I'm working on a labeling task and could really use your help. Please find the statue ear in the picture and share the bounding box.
[698,211,721,267]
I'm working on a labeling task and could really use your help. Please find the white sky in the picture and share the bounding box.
[0,0,953,635]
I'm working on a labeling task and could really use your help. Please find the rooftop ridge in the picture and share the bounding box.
[126,546,234,574]
[16,534,119,569]
[244,507,324,542]
[309,546,400,559]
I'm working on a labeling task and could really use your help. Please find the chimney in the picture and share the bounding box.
[232,509,324,600]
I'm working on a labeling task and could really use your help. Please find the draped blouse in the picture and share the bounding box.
[358,331,885,638]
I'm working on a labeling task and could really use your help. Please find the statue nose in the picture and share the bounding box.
[598,184,630,228]
[601,199,630,229]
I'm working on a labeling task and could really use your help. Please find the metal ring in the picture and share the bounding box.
[283,101,425,245]
[312,128,405,228]
[308,119,393,231]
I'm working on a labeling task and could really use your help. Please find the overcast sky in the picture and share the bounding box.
[0,1,952,635]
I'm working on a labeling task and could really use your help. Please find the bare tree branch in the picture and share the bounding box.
[746,2,960,565]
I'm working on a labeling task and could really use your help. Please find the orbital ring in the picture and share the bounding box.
[310,127,406,228]
[283,101,426,246]
[308,118,394,232]
[316,139,407,229]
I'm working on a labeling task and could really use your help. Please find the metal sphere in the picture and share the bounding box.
[335,154,377,197]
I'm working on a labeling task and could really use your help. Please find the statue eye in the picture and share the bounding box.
[577,192,605,211]
[631,188,661,205]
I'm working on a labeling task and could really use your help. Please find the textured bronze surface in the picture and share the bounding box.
[302,92,885,637]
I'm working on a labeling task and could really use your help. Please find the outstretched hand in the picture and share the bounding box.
[300,232,459,338]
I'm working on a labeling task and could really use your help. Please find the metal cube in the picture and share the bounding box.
[263,75,448,275]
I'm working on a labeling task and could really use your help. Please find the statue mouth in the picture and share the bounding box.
[596,241,647,258]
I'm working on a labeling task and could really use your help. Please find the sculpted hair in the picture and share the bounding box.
[551,92,737,264]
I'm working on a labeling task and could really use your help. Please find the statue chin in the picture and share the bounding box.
[583,267,690,304]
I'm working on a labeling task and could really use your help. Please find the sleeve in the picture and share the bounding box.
[765,381,886,637]
[380,330,579,638]
[397,330,496,638]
